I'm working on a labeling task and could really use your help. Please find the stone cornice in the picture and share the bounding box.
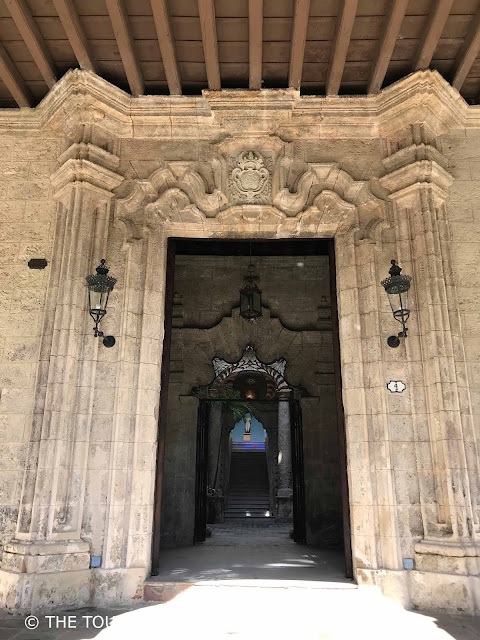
[0,68,470,141]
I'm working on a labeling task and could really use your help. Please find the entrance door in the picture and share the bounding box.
[290,399,306,543]
[193,398,307,543]
[194,399,210,543]
[154,238,352,577]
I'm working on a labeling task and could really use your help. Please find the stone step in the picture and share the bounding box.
[227,497,270,502]
[225,505,270,510]
[224,512,271,518]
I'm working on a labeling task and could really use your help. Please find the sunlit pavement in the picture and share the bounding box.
[94,585,480,640]
[3,523,480,639]
[2,585,480,640]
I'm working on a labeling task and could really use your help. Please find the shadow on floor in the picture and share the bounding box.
[152,521,349,583]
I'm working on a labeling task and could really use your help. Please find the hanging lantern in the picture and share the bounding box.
[86,259,117,347]
[240,263,262,321]
[380,259,412,348]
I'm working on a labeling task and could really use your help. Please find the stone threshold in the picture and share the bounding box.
[144,579,358,603]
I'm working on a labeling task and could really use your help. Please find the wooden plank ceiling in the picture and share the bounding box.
[0,0,479,108]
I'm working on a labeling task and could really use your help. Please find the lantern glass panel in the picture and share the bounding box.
[89,290,102,313]
[252,289,261,315]
[240,291,250,315]
[388,291,410,324]
[400,289,409,312]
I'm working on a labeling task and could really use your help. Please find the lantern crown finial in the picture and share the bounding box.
[389,259,401,277]
[96,259,109,276]
[381,259,411,295]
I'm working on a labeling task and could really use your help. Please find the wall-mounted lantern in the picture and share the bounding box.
[381,259,412,348]
[86,259,116,348]
[240,263,262,322]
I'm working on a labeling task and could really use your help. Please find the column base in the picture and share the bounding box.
[357,567,479,614]
[2,540,90,574]
[0,568,92,611]
[414,539,480,575]
[276,490,293,522]
[0,539,92,611]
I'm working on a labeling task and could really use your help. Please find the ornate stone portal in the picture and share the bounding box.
[206,345,294,522]
[210,345,290,400]
[0,69,479,614]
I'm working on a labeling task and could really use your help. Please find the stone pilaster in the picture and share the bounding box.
[0,142,123,610]
[380,143,480,575]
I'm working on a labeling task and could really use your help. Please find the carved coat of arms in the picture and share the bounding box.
[229,150,271,204]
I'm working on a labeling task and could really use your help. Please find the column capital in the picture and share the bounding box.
[51,142,124,203]
[379,145,453,207]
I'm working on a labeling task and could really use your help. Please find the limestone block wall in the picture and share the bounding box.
[0,69,480,614]
[0,134,62,550]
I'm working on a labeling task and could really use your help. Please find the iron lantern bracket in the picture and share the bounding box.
[86,259,117,348]
[381,259,412,349]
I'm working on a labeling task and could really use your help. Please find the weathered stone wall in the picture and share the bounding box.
[0,134,61,550]
[0,69,479,615]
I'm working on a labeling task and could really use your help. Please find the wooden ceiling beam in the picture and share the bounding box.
[4,0,56,88]
[326,0,358,96]
[289,0,310,89]
[413,0,455,70]
[249,0,263,90]
[52,0,95,72]
[198,0,221,90]
[368,0,409,94]
[150,0,181,95]
[105,0,144,96]
[452,7,480,91]
[0,42,32,107]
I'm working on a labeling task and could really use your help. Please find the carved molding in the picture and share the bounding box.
[115,152,388,246]
[210,344,291,400]
[229,150,271,205]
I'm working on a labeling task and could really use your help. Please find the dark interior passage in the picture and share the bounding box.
[158,239,350,576]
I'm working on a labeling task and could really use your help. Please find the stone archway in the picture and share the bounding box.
[209,344,291,400]
[193,344,298,529]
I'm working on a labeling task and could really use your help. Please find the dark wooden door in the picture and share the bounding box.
[290,399,306,544]
[194,399,210,543]
[329,240,353,578]
[151,238,176,576]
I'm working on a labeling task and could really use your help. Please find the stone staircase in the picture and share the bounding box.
[225,448,271,519]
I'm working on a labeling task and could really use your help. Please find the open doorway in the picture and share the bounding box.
[151,239,352,581]
[227,413,270,519]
